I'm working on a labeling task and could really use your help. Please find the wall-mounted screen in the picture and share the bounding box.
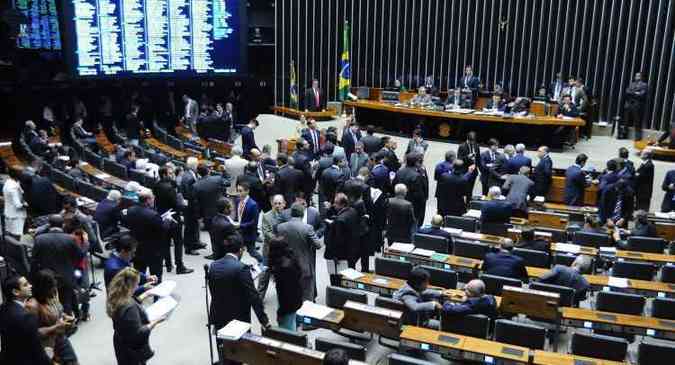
[13,0,62,50]
[63,0,246,77]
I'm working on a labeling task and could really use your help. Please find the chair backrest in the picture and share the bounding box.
[480,222,509,236]
[453,239,489,260]
[419,265,457,289]
[611,261,656,281]
[638,340,675,364]
[51,169,77,192]
[314,337,366,362]
[375,257,412,280]
[103,159,128,179]
[387,352,437,365]
[572,231,610,248]
[167,135,184,150]
[662,264,675,284]
[77,181,108,202]
[263,326,307,347]
[444,215,477,232]
[413,233,450,254]
[128,169,146,184]
[84,149,103,169]
[627,236,667,254]
[571,332,628,362]
[512,248,550,268]
[651,297,675,320]
[532,227,567,242]
[374,296,406,312]
[2,235,30,277]
[325,286,367,309]
[494,319,547,350]
[469,200,486,211]
[552,253,595,273]
[441,313,491,339]
[596,291,645,316]
[528,282,576,307]
[480,274,522,295]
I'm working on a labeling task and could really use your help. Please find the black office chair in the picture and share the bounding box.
[325,286,367,309]
[375,257,412,280]
[661,264,675,283]
[651,297,675,320]
[528,282,576,307]
[103,159,128,179]
[441,314,491,339]
[512,248,550,268]
[573,231,610,248]
[570,332,628,362]
[167,135,184,150]
[453,239,489,260]
[494,319,547,350]
[419,265,457,289]
[84,149,103,169]
[480,274,522,296]
[469,200,486,211]
[375,296,406,312]
[638,340,675,364]
[77,181,109,202]
[387,353,436,365]
[627,236,668,254]
[444,215,477,232]
[611,261,656,281]
[413,233,451,253]
[314,338,366,362]
[480,222,510,237]
[128,169,146,184]
[596,291,645,316]
[51,170,77,192]
[263,326,307,347]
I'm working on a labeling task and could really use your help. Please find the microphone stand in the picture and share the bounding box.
[204,264,215,365]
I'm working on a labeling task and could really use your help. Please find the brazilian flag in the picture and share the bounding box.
[289,60,298,108]
[339,22,351,101]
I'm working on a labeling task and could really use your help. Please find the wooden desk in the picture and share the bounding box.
[341,300,402,340]
[95,132,116,155]
[655,221,675,242]
[542,202,599,215]
[271,106,336,120]
[400,326,530,364]
[144,137,192,159]
[295,303,344,331]
[614,250,675,266]
[79,162,128,189]
[532,350,627,365]
[528,210,569,230]
[548,176,599,206]
[175,126,208,148]
[561,307,675,341]
[343,100,585,127]
[634,139,675,159]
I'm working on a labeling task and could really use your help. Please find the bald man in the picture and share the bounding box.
[442,279,497,318]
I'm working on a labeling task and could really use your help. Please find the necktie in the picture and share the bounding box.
[312,130,318,153]
[613,194,623,222]
[238,199,246,221]
[314,89,319,108]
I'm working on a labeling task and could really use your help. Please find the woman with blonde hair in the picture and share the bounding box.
[106,267,163,365]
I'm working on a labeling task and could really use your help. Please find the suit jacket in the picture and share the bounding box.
[533,156,553,197]
[485,100,507,112]
[442,295,498,319]
[386,197,416,243]
[185,99,199,124]
[506,154,532,175]
[599,186,634,224]
[94,198,122,238]
[276,219,322,278]
[281,206,324,237]
[209,213,242,260]
[663,170,675,212]
[394,166,427,205]
[237,172,267,212]
[320,166,349,205]
[417,226,453,241]
[460,75,480,91]
[124,205,166,260]
[31,228,84,286]
[27,175,60,216]
[434,161,453,181]
[153,178,181,216]
[369,163,392,194]
[349,152,369,177]
[112,301,153,364]
[178,169,197,199]
[483,251,528,282]
[559,103,579,117]
[503,174,534,212]
[224,156,248,195]
[436,170,476,217]
[341,129,362,161]
[538,265,589,303]
[480,200,513,225]
[324,206,359,260]
[104,254,148,294]
[3,178,26,218]
[274,165,304,204]
[405,139,429,156]
[304,87,324,111]
[381,147,401,172]
[208,254,268,329]
[457,141,481,167]
[361,134,383,155]
[261,209,285,244]
[564,165,587,206]
[240,126,257,156]
[301,128,322,158]
[549,80,567,101]
[479,150,503,187]
[192,175,224,220]
[0,301,51,365]
[635,160,654,201]
[238,197,259,242]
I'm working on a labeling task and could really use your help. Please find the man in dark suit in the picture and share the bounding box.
[457,131,481,201]
[482,241,528,282]
[635,150,654,211]
[442,279,498,319]
[386,184,417,243]
[624,72,649,140]
[273,153,304,205]
[484,94,507,112]
[361,125,383,155]
[537,255,591,304]
[617,147,636,182]
[236,181,263,264]
[209,198,242,261]
[662,169,675,212]
[94,189,123,238]
[192,164,224,231]
[301,119,322,159]
[380,136,401,172]
[324,193,360,284]
[208,240,270,364]
[480,187,513,225]
[460,65,480,93]
[508,144,532,173]
[31,214,85,315]
[304,79,324,112]
[436,160,477,217]
[548,72,566,102]
[394,152,428,227]
[292,140,316,201]
[320,155,350,208]
[341,123,362,162]
[599,179,634,227]
[564,153,588,206]
[154,166,193,274]
[557,94,579,117]
[104,234,158,296]
[237,162,268,213]
[479,139,502,195]
[435,151,455,181]
[123,190,168,283]
[418,215,453,241]
[516,228,550,253]
[179,157,205,254]
[27,166,60,216]
[445,88,474,110]
[240,119,259,158]
[533,146,553,197]
[0,275,51,365]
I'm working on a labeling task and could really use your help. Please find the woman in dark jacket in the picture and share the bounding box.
[106,267,163,365]
[268,237,303,331]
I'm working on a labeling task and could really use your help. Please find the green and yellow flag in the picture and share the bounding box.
[290,60,298,108]
[338,22,351,101]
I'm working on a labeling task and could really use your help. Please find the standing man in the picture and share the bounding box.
[394,152,428,227]
[236,182,263,264]
[276,203,322,301]
[635,150,654,211]
[258,195,286,299]
[380,137,401,172]
[624,72,649,141]
[209,198,241,261]
[502,166,535,217]
[304,79,324,112]
[124,190,168,283]
[457,131,481,202]
[436,160,477,217]
[3,167,27,238]
[182,94,199,134]
[274,153,304,205]
[549,72,566,103]
[349,142,369,177]
[460,65,480,94]
[240,119,259,158]
[180,157,205,255]
[564,154,589,206]
[361,125,382,155]
[324,193,359,285]
[533,146,553,198]
[479,139,501,195]
[224,147,248,196]
[341,123,362,162]
[301,118,322,159]
[192,164,224,232]
[661,168,675,212]
[386,184,417,243]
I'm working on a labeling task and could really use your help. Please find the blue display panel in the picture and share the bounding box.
[13,0,62,50]
[65,0,245,76]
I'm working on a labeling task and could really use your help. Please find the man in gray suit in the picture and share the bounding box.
[349,142,369,177]
[386,184,416,243]
[182,94,199,134]
[276,203,322,301]
[281,192,325,237]
[502,166,534,217]
[258,194,286,299]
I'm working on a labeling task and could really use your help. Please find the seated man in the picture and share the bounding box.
[409,86,433,107]
[442,279,497,318]
[393,267,442,327]
[417,214,453,240]
[445,88,473,110]
[484,94,507,112]
[516,228,550,252]
[482,241,528,282]
[631,210,657,237]
[537,255,591,305]
[480,186,513,225]
[94,189,123,239]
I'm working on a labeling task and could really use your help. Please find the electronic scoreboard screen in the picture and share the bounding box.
[13,0,62,50]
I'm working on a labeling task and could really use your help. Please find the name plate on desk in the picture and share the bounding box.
[596,313,618,322]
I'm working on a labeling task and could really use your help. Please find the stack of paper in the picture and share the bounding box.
[533,196,546,203]
[555,243,581,254]
[217,320,251,341]
[389,243,415,253]
[95,173,111,179]
[340,268,365,280]
[145,280,176,297]
[464,210,482,219]
[599,247,617,255]
[297,301,333,320]
[607,277,629,288]
[462,232,482,240]
[412,248,435,257]
[442,227,463,236]
[145,296,179,321]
